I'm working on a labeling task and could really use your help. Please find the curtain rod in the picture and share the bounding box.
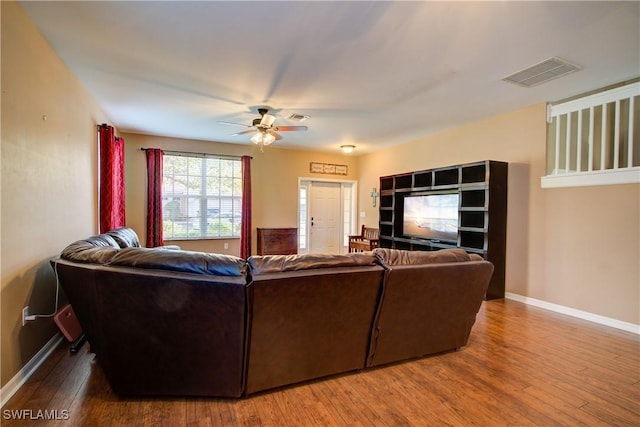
[140,148,251,160]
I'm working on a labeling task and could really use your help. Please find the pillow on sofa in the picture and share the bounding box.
[248,252,378,275]
[373,247,483,266]
[107,247,246,277]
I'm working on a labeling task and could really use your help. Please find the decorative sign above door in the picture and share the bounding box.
[310,162,348,175]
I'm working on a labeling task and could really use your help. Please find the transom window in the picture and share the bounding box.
[162,153,242,239]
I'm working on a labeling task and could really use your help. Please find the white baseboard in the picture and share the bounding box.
[0,333,63,408]
[505,292,640,335]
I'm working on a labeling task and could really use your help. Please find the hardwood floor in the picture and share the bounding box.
[2,299,639,426]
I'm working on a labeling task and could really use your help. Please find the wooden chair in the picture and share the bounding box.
[348,225,379,253]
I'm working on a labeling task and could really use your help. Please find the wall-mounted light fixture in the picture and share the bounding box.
[371,187,379,207]
[340,144,355,154]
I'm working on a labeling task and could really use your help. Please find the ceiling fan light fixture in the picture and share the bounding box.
[263,133,276,145]
[250,131,276,146]
[250,133,263,145]
[341,145,355,154]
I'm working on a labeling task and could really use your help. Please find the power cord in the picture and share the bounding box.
[24,262,61,321]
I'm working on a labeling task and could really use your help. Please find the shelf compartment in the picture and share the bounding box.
[380,210,393,223]
[460,189,486,208]
[460,231,486,250]
[413,171,432,188]
[380,224,393,237]
[394,174,413,190]
[380,195,394,209]
[460,211,486,229]
[379,237,394,248]
[433,167,459,186]
[380,177,394,192]
[461,163,487,184]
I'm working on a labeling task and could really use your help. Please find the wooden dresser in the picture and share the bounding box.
[256,228,298,255]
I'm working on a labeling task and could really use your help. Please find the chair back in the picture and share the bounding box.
[363,226,379,240]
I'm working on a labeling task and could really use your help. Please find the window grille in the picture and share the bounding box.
[542,82,640,188]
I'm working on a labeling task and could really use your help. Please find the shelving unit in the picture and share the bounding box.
[379,160,508,299]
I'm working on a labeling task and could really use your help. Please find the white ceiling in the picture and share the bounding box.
[19,1,640,154]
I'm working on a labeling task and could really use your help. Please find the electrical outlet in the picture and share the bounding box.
[223,243,229,250]
[22,306,29,326]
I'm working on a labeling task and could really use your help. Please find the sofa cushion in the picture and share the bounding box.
[108,247,246,277]
[106,227,141,248]
[248,252,378,275]
[373,247,483,266]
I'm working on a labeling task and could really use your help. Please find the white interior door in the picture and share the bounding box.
[309,182,341,254]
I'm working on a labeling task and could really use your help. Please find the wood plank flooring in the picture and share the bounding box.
[2,299,639,426]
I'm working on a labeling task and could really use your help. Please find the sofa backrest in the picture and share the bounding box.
[373,247,483,265]
[245,252,384,394]
[247,252,378,274]
[108,247,246,276]
[60,234,246,277]
[368,248,494,367]
[53,252,248,397]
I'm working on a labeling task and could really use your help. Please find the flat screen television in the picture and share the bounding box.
[403,192,459,242]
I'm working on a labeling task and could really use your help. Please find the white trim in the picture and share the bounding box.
[505,293,640,335]
[0,333,64,407]
[541,167,640,188]
[298,177,358,255]
[549,82,640,117]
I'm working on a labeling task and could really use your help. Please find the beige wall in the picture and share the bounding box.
[357,103,639,325]
[1,2,110,386]
[123,133,358,255]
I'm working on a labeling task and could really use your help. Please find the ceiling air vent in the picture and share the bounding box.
[503,57,581,88]
[287,113,310,122]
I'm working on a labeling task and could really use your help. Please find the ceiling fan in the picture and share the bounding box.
[218,108,308,147]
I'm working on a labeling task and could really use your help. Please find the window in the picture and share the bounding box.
[162,154,242,239]
[342,183,355,247]
[298,185,308,250]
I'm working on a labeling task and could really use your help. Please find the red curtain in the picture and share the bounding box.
[145,149,164,247]
[98,124,126,233]
[240,155,252,259]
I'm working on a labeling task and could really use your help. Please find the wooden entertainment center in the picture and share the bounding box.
[379,160,507,299]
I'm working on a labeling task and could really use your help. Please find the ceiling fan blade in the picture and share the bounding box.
[231,129,256,136]
[267,130,283,140]
[218,120,252,128]
[275,126,308,132]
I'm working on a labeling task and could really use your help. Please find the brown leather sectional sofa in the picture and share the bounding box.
[51,228,494,398]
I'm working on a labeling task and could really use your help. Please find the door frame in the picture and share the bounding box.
[298,177,358,254]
